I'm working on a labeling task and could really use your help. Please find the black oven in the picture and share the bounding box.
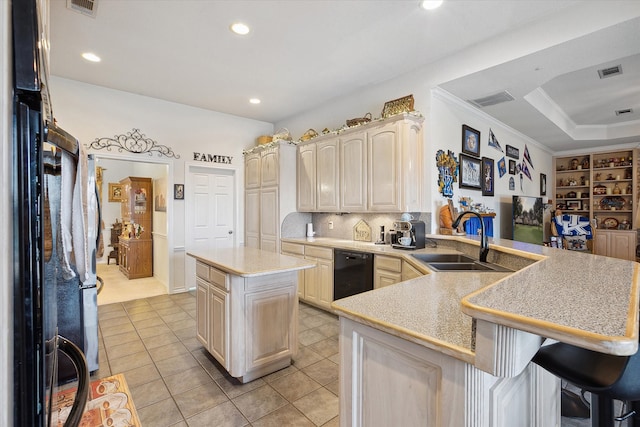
[334,249,374,300]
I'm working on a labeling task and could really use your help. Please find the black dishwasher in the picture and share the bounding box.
[334,249,374,300]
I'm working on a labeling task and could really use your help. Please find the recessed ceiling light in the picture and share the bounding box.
[81,52,101,62]
[249,98,261,105]
[420,0,443,10]
[230,22,250,35]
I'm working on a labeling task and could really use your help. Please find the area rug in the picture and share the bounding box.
[52,373,141,426]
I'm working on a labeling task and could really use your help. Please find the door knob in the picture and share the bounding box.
[228,230,233,234]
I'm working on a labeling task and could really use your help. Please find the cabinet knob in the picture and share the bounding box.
[228,230,233,234]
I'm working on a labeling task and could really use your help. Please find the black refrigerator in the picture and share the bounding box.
[12,1,98,425]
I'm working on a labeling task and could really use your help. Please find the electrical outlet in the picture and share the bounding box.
[329,221,334,230]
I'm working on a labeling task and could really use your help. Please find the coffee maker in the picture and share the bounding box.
[391,220,426,249]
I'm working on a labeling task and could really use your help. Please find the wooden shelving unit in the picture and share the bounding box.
[118,176,153,279]
[552,149,637,261]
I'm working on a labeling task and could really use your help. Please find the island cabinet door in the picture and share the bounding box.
[244,284,297,372]
[195,278,209,347]
[209,285,229,367]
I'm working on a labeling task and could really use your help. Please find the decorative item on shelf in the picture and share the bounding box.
[626,169,633,179]
[381,94,414,118]
[300,129,318,141]
[132,222,144,239]
[567,191,577,198]
[600,196,625,211]
[570,158,579,170]
[558,165,565,171]
[606,173,615,180]
[272,128,292,141]
[593,184,607,195]
[627,184,633,194]
[556,194,563,199]
[613,183,622,195]
[321,128,331,134]
[567,177,577,186]
[558,178,564,187]
[619,220,632,230]
[582,157,590,169]
[595,172,602,181]
[256,135,272,145]
[346,112,372,127]
[602,217,619,229]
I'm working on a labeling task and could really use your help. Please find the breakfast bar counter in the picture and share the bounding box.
[326,235,639,426]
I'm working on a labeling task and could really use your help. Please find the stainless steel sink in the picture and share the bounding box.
[411,253,513,273]
[411,253,476,263]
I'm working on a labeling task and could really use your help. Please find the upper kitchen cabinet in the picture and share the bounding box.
[297,143,316,212]
[297,113,424,213]
[243,142,297,252]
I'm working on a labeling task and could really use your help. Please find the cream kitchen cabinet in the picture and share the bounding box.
[594,229,637,261]
[196,261,229,368]
[296,113,424,213]
[340,133,367,211]
[297,143,316,211]
[316,138,340,212]
[374,255,402,289]
[303,245,334,311]
[243,142,297,252]
[281,242,306,299]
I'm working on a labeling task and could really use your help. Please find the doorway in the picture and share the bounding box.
[94,155,171,303]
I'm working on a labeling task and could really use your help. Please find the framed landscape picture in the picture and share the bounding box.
[459,153,482,190]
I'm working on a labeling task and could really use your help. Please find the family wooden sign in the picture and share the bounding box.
[193,153,233,164]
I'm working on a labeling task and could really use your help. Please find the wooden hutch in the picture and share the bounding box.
[118,177,153,279]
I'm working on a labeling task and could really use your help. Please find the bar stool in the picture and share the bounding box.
[533,340,640,426]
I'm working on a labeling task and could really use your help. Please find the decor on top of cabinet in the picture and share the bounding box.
[353,219,372,242]
[381,94,414,118]
[300,129,319,141]
[435,149,458,198]
[272,128,292,142]
[346,112,372,127]
[481,157,494,197]
[461,125,481,157]
[256,135,272,145]
[488,128,503,152]
[459,154,481,190]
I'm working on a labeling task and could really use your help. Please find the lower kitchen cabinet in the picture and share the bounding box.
[195,260,298,383]
[402,260,424,281]
[282,242,333,311]
[374,255,402,289]
[594,229,637,261]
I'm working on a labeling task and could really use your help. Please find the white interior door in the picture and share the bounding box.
[189,167,235,251]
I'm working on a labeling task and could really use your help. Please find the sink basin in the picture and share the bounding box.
[427,262,513,273]
[411,253,475,263]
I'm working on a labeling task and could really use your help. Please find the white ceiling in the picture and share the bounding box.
[49,0,640,153]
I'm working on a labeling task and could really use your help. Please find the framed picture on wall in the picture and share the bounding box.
[108,183,123,202]
[174,184,184,200]
[481,157,494,196]
[459,153,482,190]
[509,159,516,175]
[540,173,547,196]
[461,125,481,157]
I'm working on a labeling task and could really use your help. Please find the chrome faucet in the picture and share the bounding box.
[452,211,489,263]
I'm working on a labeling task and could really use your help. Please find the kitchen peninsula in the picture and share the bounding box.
[327,235,639,426]
[187,247,315,383]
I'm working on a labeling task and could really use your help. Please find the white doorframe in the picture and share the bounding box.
[184,161,240,291]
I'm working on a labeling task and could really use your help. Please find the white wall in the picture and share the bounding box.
[49,77,274,292]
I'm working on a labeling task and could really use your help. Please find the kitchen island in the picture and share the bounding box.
[187,247,315,383]
[328,235,639,426]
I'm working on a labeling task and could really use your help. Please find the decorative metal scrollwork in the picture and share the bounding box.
[86,128,180,159]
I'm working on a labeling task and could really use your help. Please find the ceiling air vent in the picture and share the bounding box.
[67,0,98,18]
[468,91,515,108]
[598,65,622,79]
[615,108,634,116]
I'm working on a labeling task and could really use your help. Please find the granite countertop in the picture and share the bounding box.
[284,235,640,362]
[187,247,316,277]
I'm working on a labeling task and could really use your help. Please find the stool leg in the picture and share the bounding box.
[590,394,614,427]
